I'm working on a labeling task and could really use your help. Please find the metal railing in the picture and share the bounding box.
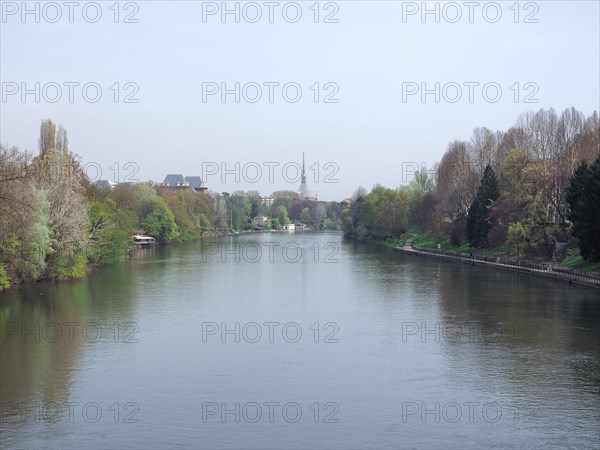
[410,245,600,286]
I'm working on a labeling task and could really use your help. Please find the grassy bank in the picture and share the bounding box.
[368,231,600,273]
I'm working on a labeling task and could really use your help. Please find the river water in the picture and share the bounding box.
[1,231,598,449]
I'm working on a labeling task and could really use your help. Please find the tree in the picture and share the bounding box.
[507,221,528,257]
[362,186,409,239]
[436,140,478,222]
[276,205,291,225]
[494,149,547,252]
[502,152,546,218]
[351,187,366,201]
[0,146,52,287]
[310,203,327,227]
[566,155,600,261]
[142,197,179,242]
[478,164,500,206]
[466,165,499,248]
[468,127,505,174]
[230,191,252,230]
[407,168,435,201]
[212,193,229,230]
[33,121,90,279]
[271,190,300,217]
[180,190,214,232]
[410,191,442,232]
[88,196,134,264]
[38,119,57,156]
[466,197,486,247]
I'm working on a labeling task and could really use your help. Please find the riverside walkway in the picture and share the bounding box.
[394,240,600,291]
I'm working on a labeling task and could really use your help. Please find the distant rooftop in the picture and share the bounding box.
[163,174,186,186]
[95,180,116,189]
[184,176,204,189]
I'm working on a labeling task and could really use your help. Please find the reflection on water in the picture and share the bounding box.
[1,232,598,449]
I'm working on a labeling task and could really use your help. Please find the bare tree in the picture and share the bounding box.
[437,140,478,222]
[468,127,503,173]
[351,187,367,201]
[0,145,34,210]
[38,119,57,156]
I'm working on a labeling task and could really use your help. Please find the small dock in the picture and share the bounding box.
[132,235,156,246]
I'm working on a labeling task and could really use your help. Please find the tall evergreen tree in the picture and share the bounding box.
[566,155,600,261]
[478,165,500,206]
[466,165,499,248]
[466,197,485,246]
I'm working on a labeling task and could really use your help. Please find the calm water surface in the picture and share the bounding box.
[1,231,598,449]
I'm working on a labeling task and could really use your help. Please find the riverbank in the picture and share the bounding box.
[1,227,334,293]
[382,239,600,290]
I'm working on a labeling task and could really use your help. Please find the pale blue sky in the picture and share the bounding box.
[1,1,599,200]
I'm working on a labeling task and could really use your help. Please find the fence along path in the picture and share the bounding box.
[395,242,600,289]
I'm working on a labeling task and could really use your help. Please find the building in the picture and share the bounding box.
[95,180,117,189]
[252,215,270,228]
[163,174,188,187]
[261,197,274,206]
[163,174,207,193]
[185,176,208,193]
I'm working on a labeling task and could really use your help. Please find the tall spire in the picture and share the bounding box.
[301,152,306,184]
[298,152,311,200]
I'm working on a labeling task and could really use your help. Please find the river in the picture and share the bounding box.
[1,231,598,449]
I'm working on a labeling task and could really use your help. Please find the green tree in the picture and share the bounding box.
[466,197,486,247]
[407,168,435,201]
[566,155,600,261]
[478,164,500,206]
[466,165,499,248]
[507,221,528,257]
[360,185,410,239]
[0,265,10,291]
[142,197,180,242]
[277,205,291,225]
[88,196,134,264]
[493,149,547,251]
[0,145,53,286]
[162,191,197,240]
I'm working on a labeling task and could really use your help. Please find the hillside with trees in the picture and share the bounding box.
[0,120,343,291]
[343,107,600,267]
